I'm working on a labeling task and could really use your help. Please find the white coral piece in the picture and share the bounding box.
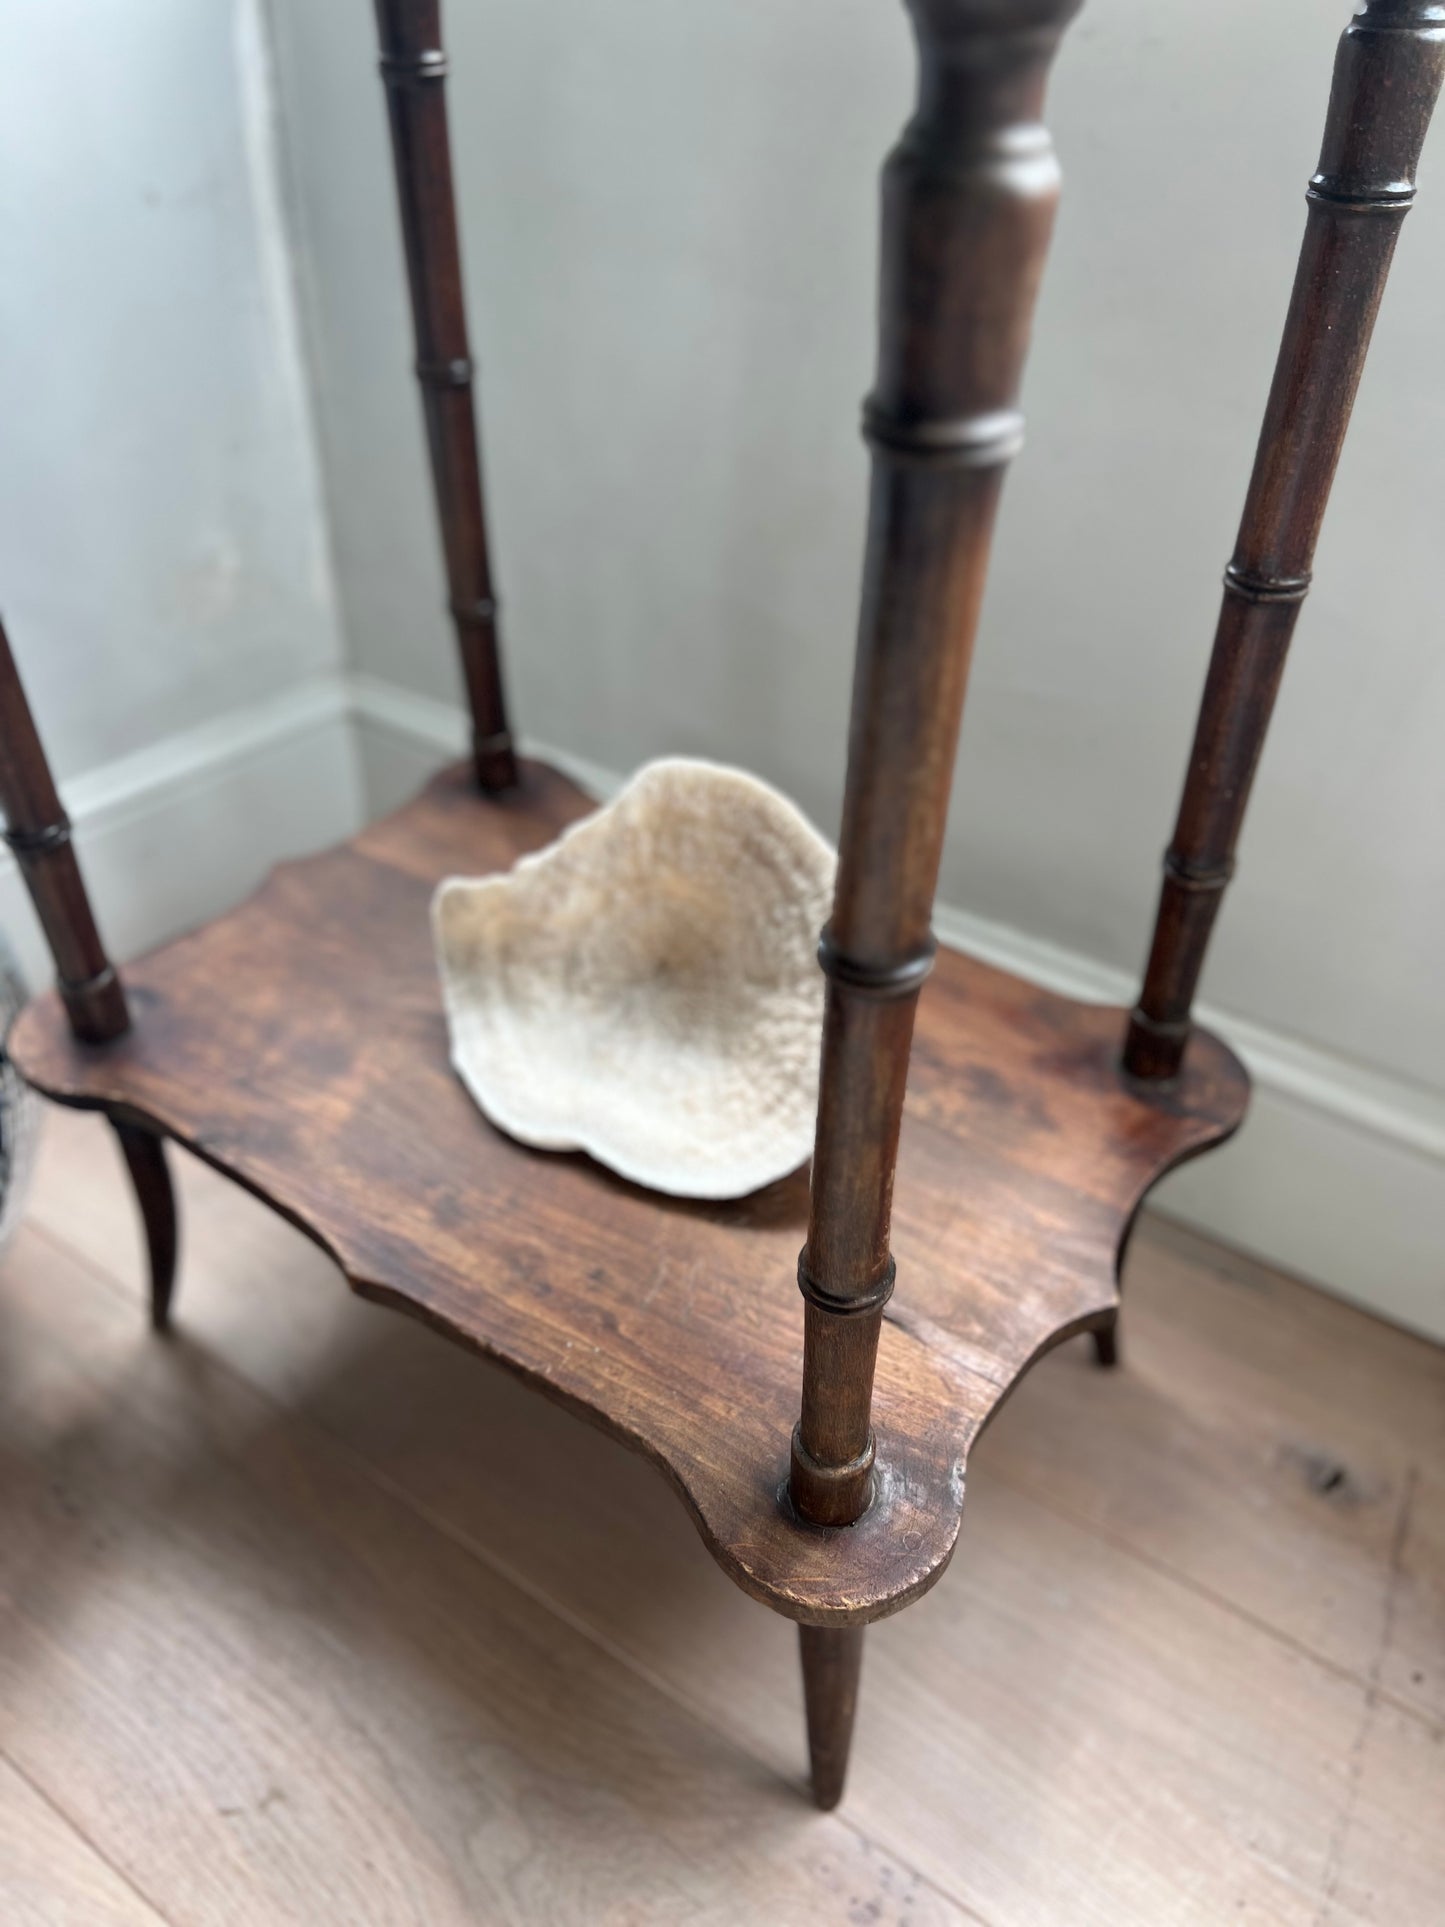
[431,758,837,1199]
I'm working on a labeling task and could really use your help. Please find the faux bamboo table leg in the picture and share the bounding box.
[1125,0,1445,1082]
[791,0,1084,1531]
[0,619,179,1326]
[374,0,517,792]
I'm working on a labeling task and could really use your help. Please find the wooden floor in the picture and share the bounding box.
[1,1104,1440,1925]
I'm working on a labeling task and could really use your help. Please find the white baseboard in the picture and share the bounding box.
[0,675,364,994]
[16,668,1439,1345]
[348,673,469,814]
[348,671,624,818]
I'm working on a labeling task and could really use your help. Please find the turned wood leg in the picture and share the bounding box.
[110,1120,178,1331]
[1092,1313,1120,1369]
[799,1623,865,1810]
[1123,4,1445,1083]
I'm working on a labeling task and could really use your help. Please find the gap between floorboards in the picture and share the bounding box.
[34,1194,1439,1920]
[0,1741,176,1926]
[978,1455,1434,1737]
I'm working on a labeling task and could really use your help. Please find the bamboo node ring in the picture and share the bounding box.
[797,1252,897,1320]
[449,596,499,626]
[817,931,936,999]
[2,820,71,856]
[1223,564,1312,604]
[416,356,473,388]
[1306,175,1416,210]
[378,50,448,86]
[861,403,1025,468]
[1162,852,1235,893]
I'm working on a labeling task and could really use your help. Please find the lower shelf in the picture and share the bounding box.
[8,758,1249,1622]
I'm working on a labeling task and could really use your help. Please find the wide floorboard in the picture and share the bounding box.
[2,1103,1440,1925]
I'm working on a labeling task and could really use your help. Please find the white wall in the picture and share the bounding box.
[268,0,1445,1084]
[5,1,1438,1341]
[0,0,360,977]
[264,0,1445,1341]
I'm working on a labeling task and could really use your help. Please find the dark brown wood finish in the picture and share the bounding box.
[374,0,517,792]
[0,617,179,1327]
[1124,0,1445,1081]
[791,0,1084,1531]
[798,1624,865,1812]
[0,618,128,1044]
[1091,1313,1120,1369]
[8,759,1246,1629]
[113,1118,180,1331]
